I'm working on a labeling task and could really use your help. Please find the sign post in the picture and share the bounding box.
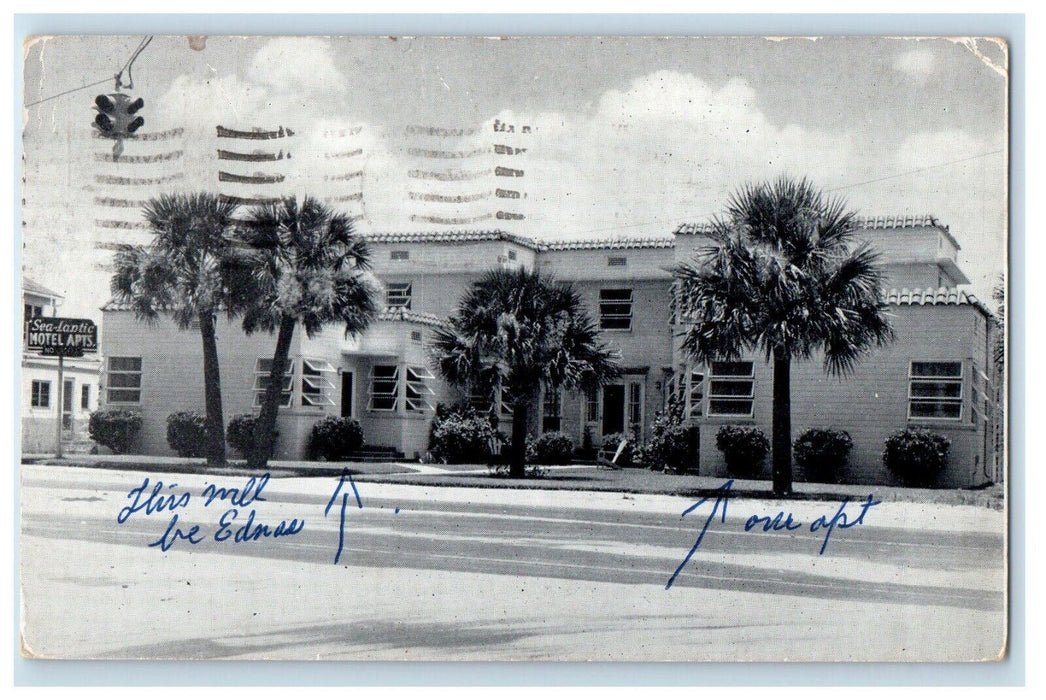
[25,316,98,458]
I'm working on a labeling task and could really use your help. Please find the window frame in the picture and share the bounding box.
[542,387,563,432]
[907,360,964,422]
[599,288,634,332]
[627,381,643,437]
[687,367,706,418]
[300,358,337,408]
[80,383,91,410]
[386,281,413,310]
[31,380,51,408]
[405,366,436,413]
[369,365,400,412]
[253,357,294,408]
[105,356,143,405]
[707,361,755,418]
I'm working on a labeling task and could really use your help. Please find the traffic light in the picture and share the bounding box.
[92,93,145,138]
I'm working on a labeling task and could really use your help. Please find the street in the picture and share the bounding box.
[20,463,1006,661]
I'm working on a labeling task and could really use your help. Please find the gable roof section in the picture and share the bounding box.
[22,277,62,300]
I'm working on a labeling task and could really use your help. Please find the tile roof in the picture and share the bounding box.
[539,236,675,251]
[361,229,541,251]
[377,307,447,328]
[362,229,676,252]
[22,277,62,299]
[885,287,991,316]
[673,214,963,246]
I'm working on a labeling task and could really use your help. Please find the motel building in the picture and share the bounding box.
[22,279,101,454]
[99,215,1003,487]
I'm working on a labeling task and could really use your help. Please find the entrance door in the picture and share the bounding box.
[340,372,354,418]
[62,379,74,429]
[602,385,625,435]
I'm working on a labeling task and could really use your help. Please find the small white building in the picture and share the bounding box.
[21,278,102,454]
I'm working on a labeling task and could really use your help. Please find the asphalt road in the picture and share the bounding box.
[19,464,1007,661]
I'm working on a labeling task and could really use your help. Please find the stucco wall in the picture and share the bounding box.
[684,304,992,487]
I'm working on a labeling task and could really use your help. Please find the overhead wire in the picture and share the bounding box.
[24,35,153,108]
[519,148,1005,237]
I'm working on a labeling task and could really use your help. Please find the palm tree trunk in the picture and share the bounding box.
[198,310,226,467]
[509,399,529,478]
[248,316,297,470]
[771,346,793,496]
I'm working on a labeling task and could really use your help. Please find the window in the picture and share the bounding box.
[708,361,754,417]
[688,368,705,417]
[31,380,50,408]
[507,249,518,261]
[599,289,633,331]
[253,358,293,408]
[81,384,90,410]
[405,366,436,412]
[387,282,412,310]
[369,365,400,411]
[909,361,963,420]
[24,304,42,319]
[543,388,562,432]
[469,382,513,417]
[411,330,423,344]
[585,387,599,423]
[608,256,627,267]
[469,383,496,414]
[390,250,409,261]
[301,358,336,407]
[106,356,142,404]
[628,382,642,435]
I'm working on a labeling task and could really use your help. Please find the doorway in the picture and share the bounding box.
[602,384,625,435]
[340,372,354,418]
[62,379,74,430]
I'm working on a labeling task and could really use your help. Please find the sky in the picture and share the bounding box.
[20,35,1008,319]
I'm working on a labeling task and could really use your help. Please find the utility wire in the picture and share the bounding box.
[24,35,153,108]
[522,148,1006,237]
[824,150,1004,193]
[24,77,114,107]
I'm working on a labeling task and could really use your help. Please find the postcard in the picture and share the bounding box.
[19,34,1008,661]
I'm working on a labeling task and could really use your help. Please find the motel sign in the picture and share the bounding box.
[25,316,98,459]
[25,317,98,358]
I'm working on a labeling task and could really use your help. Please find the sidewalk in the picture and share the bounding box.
[20,452,1005,509]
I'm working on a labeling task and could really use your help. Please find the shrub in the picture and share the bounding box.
[602,432,639,467]
[226,414,278,459]
[716,425,770,477]
[883,428,950,487]
[429,403,497,464]
[308,416,364,461]
[646,396,699,472]
[88,409,142,455]
[166,411,208,458]
[794,428,853,483]
[532,431,575,465]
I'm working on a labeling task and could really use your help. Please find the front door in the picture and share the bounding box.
[340,372,354,418]
[602,384,625,435]
[62,379,74,429]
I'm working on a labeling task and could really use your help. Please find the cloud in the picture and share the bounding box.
[250,37,348,103]
[893,48,936,79]
[484,71,856,236]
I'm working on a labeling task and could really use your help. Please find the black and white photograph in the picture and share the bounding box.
[18,33,1009,662]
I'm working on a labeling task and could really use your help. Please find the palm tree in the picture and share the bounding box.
[432,268,621,477]
[673,177,893,495]
[236,196,380,470]
[110,192,240,467]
